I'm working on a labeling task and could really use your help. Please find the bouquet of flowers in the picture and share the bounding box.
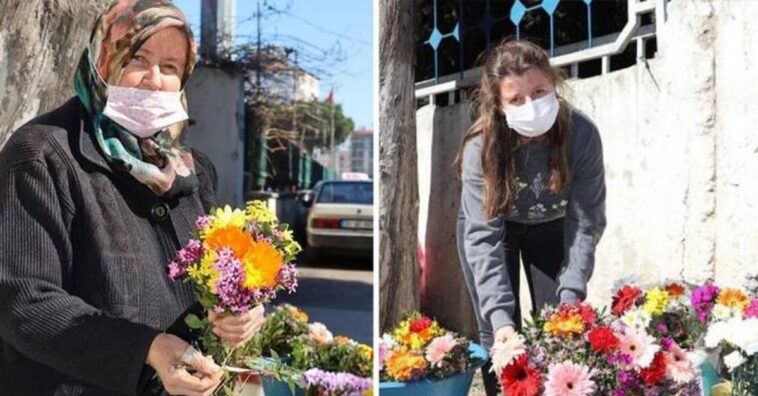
[492,300,701,395]
[249,305,373,395]
[698,282,758,395]
[287,325,374,395]
[246,304,310,358]
[167,200,301,373]
[379,311,481,382]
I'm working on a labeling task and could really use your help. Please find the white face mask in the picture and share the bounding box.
[103,86,189,138]
[503,92,560,138]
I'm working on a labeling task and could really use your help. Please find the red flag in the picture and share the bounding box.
[326,89,334,104]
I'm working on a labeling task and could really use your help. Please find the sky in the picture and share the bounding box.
[173,0,374,130]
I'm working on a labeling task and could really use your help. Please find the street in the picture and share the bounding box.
[273,250,374,345]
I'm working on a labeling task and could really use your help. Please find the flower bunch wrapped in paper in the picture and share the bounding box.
[492,298,702,396]
[167,200,301,366]
[697,281,758,395]
[379,311,482,382]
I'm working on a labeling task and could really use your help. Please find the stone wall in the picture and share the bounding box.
[416,0,758,330]
[0,0,110,145]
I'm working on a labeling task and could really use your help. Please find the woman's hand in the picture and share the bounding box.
[146,333,222,396]
[495,325,517,343]
[208,304,265,348]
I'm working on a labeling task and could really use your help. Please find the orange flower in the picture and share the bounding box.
[334,336,352,345]
[665,283,686,299]
[204,226,254,259]
[290,307,309,322]
[544,311,585,337]
[716,288,750,311]
[240,241,283,289]
[385,348,428,381]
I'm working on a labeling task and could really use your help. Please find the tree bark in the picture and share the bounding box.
[0,0,111,148]
[379,0,419,331]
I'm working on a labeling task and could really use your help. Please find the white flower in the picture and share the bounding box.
[621,307,652,332]
[730,318,758,356]
[711,304,738,321]
[490,334,527,374]
[617,327,660,368]
[723,351,747,372]
[380,333,397,349]
[308,322,333,344]
[704,320,730,349]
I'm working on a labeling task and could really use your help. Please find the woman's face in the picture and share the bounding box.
[498,68,554,110]
[117,27,188,92]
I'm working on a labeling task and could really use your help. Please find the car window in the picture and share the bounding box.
[316,182,373,204]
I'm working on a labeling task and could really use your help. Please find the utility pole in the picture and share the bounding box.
[330,97,336,178]
[255,0,267,190]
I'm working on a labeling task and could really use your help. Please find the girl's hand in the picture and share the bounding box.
[495,325,517,343]
[208,304,265,348]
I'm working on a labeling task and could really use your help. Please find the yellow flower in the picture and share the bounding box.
[393,321,442,350]
[241,241,283,289]
[188,250,220,294]
[717,288,750,311]
[643,288,670,315]
[358,344,373,361]
[289,306,309,322]
[544,311,585,336]
[246,200,277,223]
[211,205,247,230]
[385,348,427,382]
[280,229,294,242]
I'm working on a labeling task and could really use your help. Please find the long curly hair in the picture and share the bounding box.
[456,39,572,219]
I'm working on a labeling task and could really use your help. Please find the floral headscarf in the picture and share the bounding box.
[74,0,199,198]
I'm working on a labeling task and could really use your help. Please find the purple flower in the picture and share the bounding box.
[167,261,185,280]
[301,368,372,396]
[195,215,212,232]
[177,239,203,264]
[744,298,758,319]
[691,283,720,322]
[277,263,299,294]
[661,337,674,351]
[212,248,253,314]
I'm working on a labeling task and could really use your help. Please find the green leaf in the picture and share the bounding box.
[184,314,203,329]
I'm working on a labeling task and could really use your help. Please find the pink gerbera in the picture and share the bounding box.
[544,361,597,396]
[664,342,695,384]
[617,328,660,368]
[425,334,457,367]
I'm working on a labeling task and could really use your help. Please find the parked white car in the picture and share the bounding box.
[304,180,373,257]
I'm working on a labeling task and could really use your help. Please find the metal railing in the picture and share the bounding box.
[415,0,668,104]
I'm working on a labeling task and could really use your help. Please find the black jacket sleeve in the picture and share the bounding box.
[0,158,161,395]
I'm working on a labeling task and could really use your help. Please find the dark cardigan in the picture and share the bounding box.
[0,97,217,395]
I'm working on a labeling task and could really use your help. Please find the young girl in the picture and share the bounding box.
[456,39,606,395]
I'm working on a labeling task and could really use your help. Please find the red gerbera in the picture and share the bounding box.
[499,354,542,396]
[639,352,667,386]
[612,285,643,316]
[576,302,598,327]
[409,316,432,332]
[664,283,686,298]
[588,326,620,353]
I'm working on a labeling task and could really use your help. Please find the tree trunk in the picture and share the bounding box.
[379,0,419,331]
[0,0,111,148]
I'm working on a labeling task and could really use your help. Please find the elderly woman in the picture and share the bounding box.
[0,1,263,395]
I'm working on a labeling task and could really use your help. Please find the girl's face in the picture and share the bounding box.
[117,27,188,92]
[498,68,555,110]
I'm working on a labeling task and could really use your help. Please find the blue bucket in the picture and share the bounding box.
[261,376,305,396]
[699,361,720,396]
[379,342,489,396]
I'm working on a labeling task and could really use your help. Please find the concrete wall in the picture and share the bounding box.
[416,0,758,326]
[184,66,245,207]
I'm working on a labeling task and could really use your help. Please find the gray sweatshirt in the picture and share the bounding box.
[459,109,606,331]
